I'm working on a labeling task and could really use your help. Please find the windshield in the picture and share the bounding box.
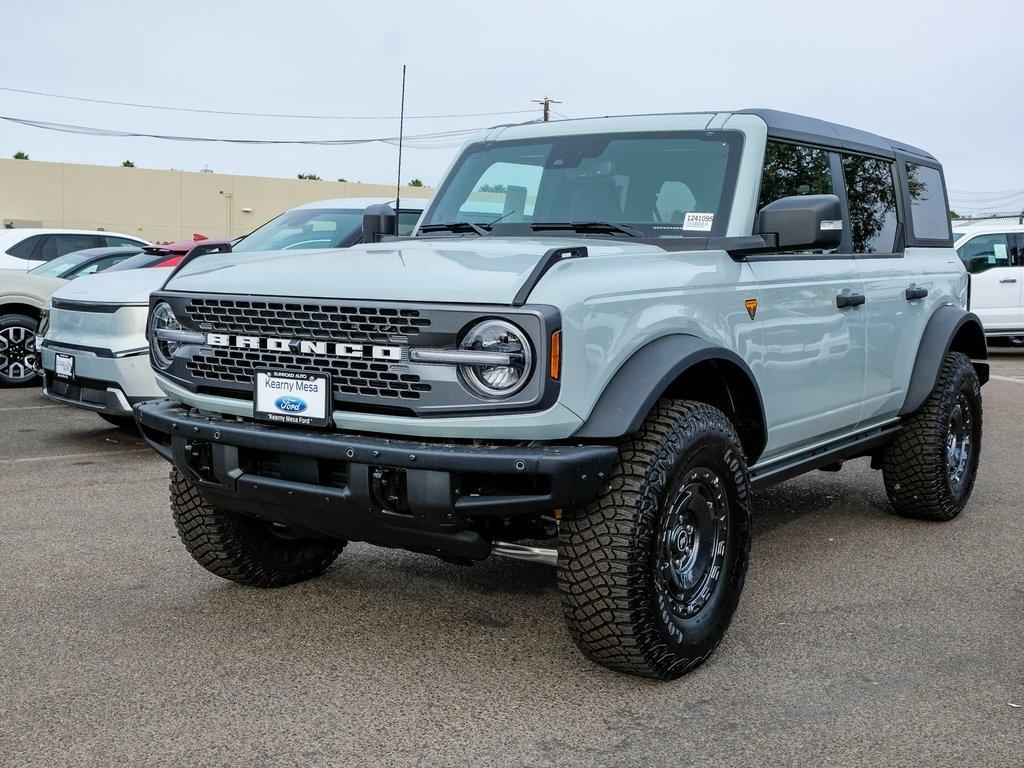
[233,209,366,252]
[419,131,742,238]
[28,250,93,277]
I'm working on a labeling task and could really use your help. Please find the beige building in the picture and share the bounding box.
[0,158,433,243]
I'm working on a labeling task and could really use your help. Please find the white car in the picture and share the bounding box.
[39,198,424,428]
[0,229,149,271]
[954,223,1024,345]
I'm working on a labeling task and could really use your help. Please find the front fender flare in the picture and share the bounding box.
[573,334,767,460]
[900,306,988,416]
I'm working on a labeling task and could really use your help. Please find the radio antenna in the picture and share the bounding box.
[395,65,406,222]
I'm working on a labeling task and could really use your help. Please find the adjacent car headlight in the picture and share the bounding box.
[458,319,532,397]
[148,302,181,369]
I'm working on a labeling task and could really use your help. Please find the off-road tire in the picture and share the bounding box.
[99,413,138,432]
[882,351,982,521]
[558,400,751,679]
[0,313,40,387]
[170,468,345,587]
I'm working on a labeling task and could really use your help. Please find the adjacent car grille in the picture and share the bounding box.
[183,298,431,344]
[187,348,431,401]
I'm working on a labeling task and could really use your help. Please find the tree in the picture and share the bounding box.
[12,151,28,160]
[408,178,425,187]
[297,173,322,180]
[337,177,348,183]
[122,160,135,167]
[949,209,961,220]
[478,183,507,193]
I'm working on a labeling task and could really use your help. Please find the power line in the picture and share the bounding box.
[0,114,486,147]
[0,84,536,121]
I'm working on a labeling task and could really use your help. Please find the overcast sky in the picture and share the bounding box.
[0,0,1020,214]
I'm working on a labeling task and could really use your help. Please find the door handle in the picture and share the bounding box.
[999,278,1018,284]
[905,287,929,301]
[836,292,866,309]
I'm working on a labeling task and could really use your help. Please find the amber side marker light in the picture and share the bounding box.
[550,330,562,380]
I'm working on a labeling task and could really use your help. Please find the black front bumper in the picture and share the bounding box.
[135,399,617,561]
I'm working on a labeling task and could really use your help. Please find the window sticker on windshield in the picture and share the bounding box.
[683,212,715,232]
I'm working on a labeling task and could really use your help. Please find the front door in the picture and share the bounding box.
[960,233,1021,331]
[750,257,866,457]
[748,140,867,459]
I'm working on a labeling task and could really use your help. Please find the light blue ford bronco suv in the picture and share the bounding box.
[136,109,989,679]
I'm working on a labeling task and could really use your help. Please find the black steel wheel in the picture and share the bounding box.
[559,399,751,679]
[882,351,982,521]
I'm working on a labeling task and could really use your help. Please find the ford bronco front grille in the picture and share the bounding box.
[187,347,431,400]
[183,298,431,344]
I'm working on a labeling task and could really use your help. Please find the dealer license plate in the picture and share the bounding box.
[253,370,331,428]
[55,353,75,380]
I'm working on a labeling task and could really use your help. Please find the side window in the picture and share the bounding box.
[103,236,143,247]
[397,210,422,236]
[69,255,127,278]
[1013,234,1024,267]
[5,234,43,260]
[906,163,952,241]
[757,141,835,213]
[841,155,899,253]
[957,234,1012,274]
[38,234,100,261]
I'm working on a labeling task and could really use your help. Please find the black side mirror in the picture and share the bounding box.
[362,204,398,243]
[757,194,842,252]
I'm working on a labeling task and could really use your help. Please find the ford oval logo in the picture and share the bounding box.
[274,396,308,414]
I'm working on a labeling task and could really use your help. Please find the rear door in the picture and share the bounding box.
[959,233,1019,330]
[747,141,866,454]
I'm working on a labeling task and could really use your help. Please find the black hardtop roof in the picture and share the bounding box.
[737,109,937,161]
[492,108,938,163]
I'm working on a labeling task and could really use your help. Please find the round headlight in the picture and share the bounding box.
[459,319,532,398]
[149,302,181,369]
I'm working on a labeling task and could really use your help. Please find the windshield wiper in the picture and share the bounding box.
[530,221,643,238]
[418,222,491,236]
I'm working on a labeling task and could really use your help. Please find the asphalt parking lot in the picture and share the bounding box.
[2,350,1022,768]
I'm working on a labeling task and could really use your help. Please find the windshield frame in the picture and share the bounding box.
[416,129,745,240]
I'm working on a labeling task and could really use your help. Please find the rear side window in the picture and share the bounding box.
[957,233,1012,274]
[103,236,143,247]
[841,155,899,253]
[5,234,42,260]
[906,163,951,241]
[757,141,835,213]
[38,234,100,261]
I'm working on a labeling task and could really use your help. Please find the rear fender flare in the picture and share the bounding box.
[900,306,988,416]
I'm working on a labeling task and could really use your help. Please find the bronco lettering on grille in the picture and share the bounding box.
[206,333,401,361]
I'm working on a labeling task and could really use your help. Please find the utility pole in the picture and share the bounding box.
[531,96,562,122]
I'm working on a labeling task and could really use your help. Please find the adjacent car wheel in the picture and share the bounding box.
[0,313,40,387]
[558,399,751,679]
[170,468,345,587]
[882,351,982,521]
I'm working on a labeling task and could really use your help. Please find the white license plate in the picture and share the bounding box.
[55,353,75,380]
[253,370,331,427]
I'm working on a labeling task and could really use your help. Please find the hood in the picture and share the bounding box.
[0,272,66,304]
[51,267,172,305]
[162,237,661,304]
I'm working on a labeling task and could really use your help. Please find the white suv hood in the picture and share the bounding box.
[51,267,172,306]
